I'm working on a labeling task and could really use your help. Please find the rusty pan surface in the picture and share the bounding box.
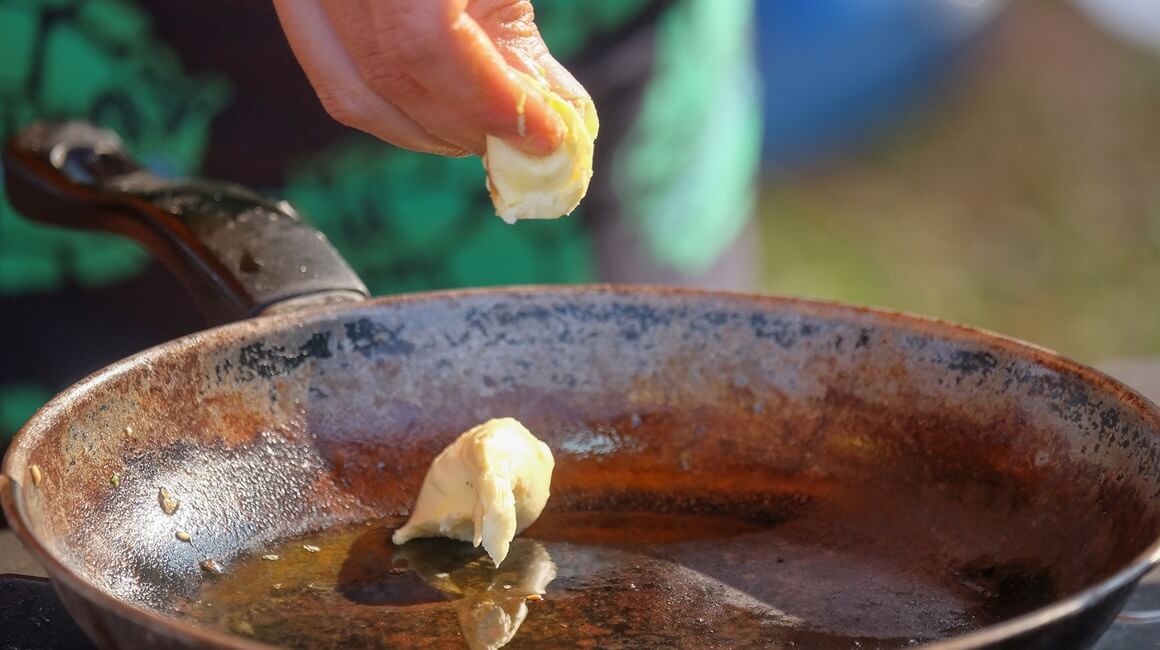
[3,286,1160,649]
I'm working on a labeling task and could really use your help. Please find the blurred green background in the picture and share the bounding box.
[756,0,1160,364]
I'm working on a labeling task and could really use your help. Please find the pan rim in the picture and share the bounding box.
[4,283,1159,649]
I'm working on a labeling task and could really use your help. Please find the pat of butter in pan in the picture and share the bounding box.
[483,73,599,224]
[392,418,555,567]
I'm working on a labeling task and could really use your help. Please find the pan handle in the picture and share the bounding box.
[2,121,369,325]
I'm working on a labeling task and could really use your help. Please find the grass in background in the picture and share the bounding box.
[759,0,1160,363]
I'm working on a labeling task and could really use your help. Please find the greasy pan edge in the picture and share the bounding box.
[4,284,1160,650]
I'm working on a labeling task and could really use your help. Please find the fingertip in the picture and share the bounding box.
[493,54,586,157]
[437,14,568,156]
[503,110,564,156]
[512,132,561,157]
[509,134,561,157]
[488,75,567,156]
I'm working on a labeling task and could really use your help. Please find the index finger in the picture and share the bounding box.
[367,1,566,156]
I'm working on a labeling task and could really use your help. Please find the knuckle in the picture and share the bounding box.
[375,6,448,68]
[362,64,423,102]
[388,28,444,69]
[351,44,427,102]
[472,0,536,30]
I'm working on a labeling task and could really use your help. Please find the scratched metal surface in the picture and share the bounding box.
[2,289,1159,648]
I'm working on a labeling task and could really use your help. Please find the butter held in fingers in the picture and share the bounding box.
[392,418,555,567]
[483,75,599,224]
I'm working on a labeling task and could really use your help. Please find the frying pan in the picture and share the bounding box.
[2,122,1159,650]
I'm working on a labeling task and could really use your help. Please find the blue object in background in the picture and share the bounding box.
[754,0,1007,166]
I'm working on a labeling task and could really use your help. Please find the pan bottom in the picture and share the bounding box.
[173,508,1043,649]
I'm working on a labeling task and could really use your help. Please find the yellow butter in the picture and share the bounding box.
[483,77,599,224]
[391,418,555,567]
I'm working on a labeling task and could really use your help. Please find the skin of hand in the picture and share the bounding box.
[272,0,588,158]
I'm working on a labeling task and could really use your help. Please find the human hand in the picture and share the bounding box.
[272,0,587,158]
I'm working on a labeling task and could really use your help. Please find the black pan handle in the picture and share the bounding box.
[2,121,369,325]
